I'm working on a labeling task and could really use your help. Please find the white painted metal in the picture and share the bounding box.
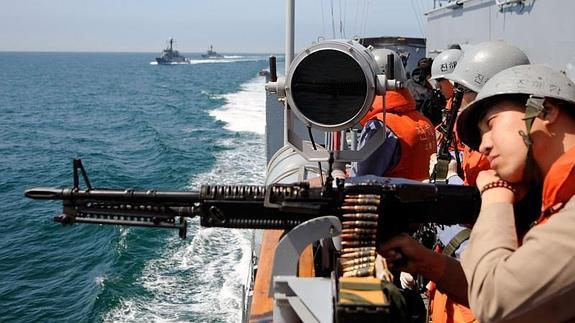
[425,0,575,72]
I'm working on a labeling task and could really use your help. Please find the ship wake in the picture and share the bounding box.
[103,74,266,323]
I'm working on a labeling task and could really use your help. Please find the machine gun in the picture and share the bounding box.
[26,159,481,241]
[431,87,464,183]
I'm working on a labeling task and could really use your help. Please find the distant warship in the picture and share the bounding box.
[155,37,189,64]
[201,45,224,59]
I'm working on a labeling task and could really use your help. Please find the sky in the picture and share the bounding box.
[0,0,432,53]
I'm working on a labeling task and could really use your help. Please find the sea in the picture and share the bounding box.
[0,52,273,322]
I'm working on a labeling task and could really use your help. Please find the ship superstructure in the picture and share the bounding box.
[155,37,190,64]
[201,45,224,59]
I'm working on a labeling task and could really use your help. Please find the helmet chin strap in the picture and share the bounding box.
[519,95,546,185]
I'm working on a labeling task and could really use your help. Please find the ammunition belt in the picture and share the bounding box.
[339,193,380,278]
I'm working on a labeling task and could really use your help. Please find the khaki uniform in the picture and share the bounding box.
[461,197,575,322]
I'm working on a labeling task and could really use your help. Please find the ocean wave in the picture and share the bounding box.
[208,75,267,135]
[102,77,267,322]
[188,57,267,65]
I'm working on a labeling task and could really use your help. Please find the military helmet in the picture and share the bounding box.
[430,49,463,80]
[371,48,408,83]
[566,56,575,83]
[445,40,530,93]
[457,64,575,150]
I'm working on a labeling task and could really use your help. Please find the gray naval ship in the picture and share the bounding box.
[155,37,190,64]
[25,0,575,322]
[201,44,224,59]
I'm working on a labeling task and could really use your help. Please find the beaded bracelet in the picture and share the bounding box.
[480,180,517,196]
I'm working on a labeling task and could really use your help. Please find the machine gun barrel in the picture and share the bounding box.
[25,187,201,202]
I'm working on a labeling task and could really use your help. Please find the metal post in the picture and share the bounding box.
[286,0,295,73]
[351,129,358,151]
[284,0,295,144]
[269,56,277,82]
[387,53,395,80]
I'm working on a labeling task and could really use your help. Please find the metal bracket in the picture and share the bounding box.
[286,115,387,163]
[269,216,342,296]
[269,216,341,322]
[273,277,334,323]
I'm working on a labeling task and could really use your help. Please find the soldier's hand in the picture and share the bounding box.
[379,233,431,274]
[379,233,448,283]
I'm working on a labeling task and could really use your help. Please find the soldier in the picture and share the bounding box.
[352,48,436,182]
[428,48,465,182]
[421,49,464,126]
[406,57,435,113]
[430,48,463,101]
[456,64,575,322]
[432,41,530,323]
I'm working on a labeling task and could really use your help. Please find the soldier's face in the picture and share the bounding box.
[477,101,529,183]
[437,79,453,99]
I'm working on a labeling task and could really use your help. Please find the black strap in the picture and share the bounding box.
[442,228,471,257]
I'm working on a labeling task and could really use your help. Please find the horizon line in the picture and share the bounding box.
[0,50,284,55]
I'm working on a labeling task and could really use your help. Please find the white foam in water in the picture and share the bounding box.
[150,56,265,65]
[104,85,267,321]
[187,57,264,65]
[104,226,257,322]
[149,61,194,65]
[209,76,267,135]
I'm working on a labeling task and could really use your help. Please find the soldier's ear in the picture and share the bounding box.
[541,99,560,125]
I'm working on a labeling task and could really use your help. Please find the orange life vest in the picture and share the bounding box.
[361,89,437,180]
[537,146,575,224]
[429,289,477,323]
[361,89,436,181]
[427,238,478,323]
